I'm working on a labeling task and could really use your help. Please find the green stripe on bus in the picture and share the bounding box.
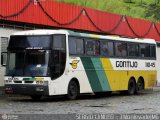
[81,57,103,92]
[91,58,111,91]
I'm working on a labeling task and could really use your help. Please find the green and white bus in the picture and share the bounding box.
[3,29,157,100]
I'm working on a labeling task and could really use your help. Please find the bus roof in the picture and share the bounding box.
[12,29,156,44]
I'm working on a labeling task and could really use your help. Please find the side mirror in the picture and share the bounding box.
[1,52,7,66]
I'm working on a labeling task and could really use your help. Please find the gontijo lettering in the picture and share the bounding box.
[116,61,138,68]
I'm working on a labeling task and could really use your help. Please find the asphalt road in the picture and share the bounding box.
[0,87,160,120]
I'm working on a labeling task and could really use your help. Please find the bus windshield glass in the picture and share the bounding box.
[8,35,52,50]
[6,50,50,77]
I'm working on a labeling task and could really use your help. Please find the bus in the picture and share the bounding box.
[2,29,157,100]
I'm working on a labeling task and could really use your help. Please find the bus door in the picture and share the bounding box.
[49,35,66,80]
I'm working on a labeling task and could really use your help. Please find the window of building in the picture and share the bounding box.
[1,37,9,66]
[100,41,114,57]
[1,37,9,52]
[115,42,127,57]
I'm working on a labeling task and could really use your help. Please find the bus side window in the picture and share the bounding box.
[140,44,150,58]
[101,41,108,57]
[85,40,99,56]
[128,43,139,57]
[69,37,84,55]
[150,45,156,58]
[115,42,127,57]
[145,44,150,57]
[100,41,114,57]
[53,35,66,50]
[140,44,145,57]
[69,38,76,55]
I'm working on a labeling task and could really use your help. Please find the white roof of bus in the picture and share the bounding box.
[12,29,69,35]
[12,29,156,44]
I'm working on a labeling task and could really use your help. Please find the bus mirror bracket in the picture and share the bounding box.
[1,52,7,66]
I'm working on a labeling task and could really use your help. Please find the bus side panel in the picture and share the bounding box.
[48,57,94,95]
[81,57,111,92]
[81,57,129,92]
[101,58,129,91]
[127,59,157,89]
[128,70,157,89]
[69,57,94,93]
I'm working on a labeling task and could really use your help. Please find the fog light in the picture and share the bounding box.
[36,87,44,92]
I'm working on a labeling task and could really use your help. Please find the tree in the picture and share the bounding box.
[155,0,160,4]
[123,0,132,3]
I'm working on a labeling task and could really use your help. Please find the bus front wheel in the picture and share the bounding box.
[67,80,79,100]
[127,78,136,95]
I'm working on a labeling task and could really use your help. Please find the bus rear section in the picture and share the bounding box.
[67,34,157,97]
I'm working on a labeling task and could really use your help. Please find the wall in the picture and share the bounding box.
[0,27,21,86]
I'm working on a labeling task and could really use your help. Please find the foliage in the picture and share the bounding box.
[55,0,160,23]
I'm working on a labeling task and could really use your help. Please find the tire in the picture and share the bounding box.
[30,95,42,101]
[67,80,79,100]
[128,78,136,95]
[136,79,144,93]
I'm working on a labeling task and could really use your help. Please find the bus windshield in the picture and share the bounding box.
[8,35,52,50]
[6,34,66,78]
[6,50,50,77]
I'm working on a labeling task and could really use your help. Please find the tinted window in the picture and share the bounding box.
[100,41,114,57]
[150,45,156,58]
[115,42,127,57]
[140,44,150,57]
[69,37,84,55]
[128,43,139,57]
[85,40,99,56]
[53,35,66,50]
[8,35,52,50]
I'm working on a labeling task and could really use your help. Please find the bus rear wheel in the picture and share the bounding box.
[127,78,136,95]
[67,80,79,100]
[136,78,144,93]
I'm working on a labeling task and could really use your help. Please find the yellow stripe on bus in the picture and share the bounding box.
[100,58,157,91]
[100,58,120,91]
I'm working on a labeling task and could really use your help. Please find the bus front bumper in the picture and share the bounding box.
[5,84,49,96]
